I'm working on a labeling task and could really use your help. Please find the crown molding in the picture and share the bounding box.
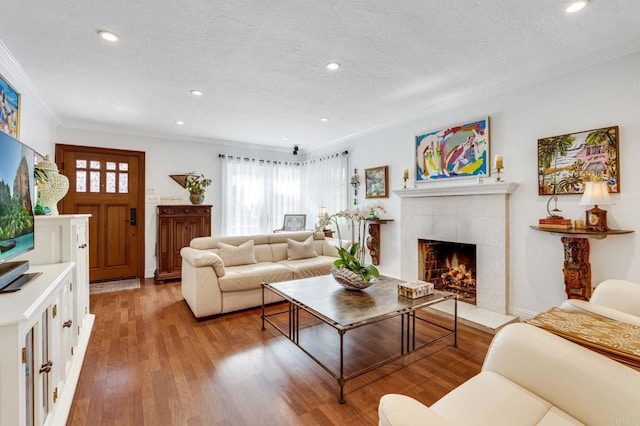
[0,40,61,124]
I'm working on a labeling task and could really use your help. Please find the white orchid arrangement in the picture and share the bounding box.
[315,203,387,280]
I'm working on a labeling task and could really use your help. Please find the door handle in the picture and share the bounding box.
[126,208,137,226]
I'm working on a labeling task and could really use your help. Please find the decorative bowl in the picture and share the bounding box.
[330,266,377,290]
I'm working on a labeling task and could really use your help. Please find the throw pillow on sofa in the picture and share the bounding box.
[217,240,258,266]
[287,236,318,260]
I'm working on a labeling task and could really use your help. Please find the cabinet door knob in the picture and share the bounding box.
[39,361,53,374]
[63,320,73,328]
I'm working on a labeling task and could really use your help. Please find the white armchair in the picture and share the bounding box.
[378,323,640,426]
[560,278,640,326]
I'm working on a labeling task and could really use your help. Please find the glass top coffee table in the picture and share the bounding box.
[261,274,457,403]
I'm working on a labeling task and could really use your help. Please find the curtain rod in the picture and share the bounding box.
[218,150,348,165]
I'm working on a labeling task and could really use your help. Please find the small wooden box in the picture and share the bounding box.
[398,281,434,299]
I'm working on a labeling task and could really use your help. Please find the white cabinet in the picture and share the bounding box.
[3,214,94,426]
[22,215,91,339]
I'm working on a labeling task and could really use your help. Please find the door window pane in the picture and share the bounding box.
[119,162,128,171]
[119,173,128,193]
[90,161,101,169]
[106,172,116,193]
[76,171,86,192]
[76,159,87,169]
[90,171,100,192]
[106,162,116,170]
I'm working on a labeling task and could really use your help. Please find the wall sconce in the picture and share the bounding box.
[350,168,360,205]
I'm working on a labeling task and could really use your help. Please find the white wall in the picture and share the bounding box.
[344,51,640,318]
[0,41,58,155]
[55,127,297,278]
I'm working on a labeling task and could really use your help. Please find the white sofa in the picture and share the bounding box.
[560,278,640,326]
[180,231,340,320]
[378,323,640,426]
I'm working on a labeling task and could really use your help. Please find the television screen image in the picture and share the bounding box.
[0,131,35,265]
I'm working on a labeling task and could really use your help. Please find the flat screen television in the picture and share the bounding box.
[0,130,38,291]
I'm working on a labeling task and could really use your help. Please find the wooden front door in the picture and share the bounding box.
[56,144,145,282]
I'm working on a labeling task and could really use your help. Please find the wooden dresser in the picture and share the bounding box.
[155,205,212,281]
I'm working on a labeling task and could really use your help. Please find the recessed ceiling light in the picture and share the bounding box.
[566,0,588,13]
[320,117,329,122]
[97,30,119,42]
[325,62,341,71]
[190,89,203,96]
[281,137,289,141]
[175,121,184,125]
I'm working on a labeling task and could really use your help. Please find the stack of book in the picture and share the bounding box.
[538,216,572,229]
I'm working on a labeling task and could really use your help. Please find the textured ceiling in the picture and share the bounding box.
[2,1,640,151]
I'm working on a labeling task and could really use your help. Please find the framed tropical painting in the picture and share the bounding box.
[0,73,20,139]
[415,117,489,182]
[537,126,619,195]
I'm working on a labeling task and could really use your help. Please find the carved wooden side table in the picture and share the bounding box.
[366,219,394,266]
[530,226,633,300]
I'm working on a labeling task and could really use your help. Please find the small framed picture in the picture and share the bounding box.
[365,165,389,198]
[0,73,20,139]
[283,214,306,231]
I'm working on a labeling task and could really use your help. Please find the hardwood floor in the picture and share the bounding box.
[68,279,493,425]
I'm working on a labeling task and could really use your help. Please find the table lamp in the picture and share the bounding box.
[317,205,328,229]
[579,181,612,232]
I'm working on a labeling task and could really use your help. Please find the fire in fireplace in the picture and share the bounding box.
[418,239,477,304]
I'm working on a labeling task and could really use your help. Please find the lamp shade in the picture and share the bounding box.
[318,205,328,218]
[579,181,612,206]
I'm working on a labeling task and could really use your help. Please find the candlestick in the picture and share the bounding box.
[494,154,504,182]
[403,168,409,189]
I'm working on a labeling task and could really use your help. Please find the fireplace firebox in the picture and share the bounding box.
[418,239,477,304]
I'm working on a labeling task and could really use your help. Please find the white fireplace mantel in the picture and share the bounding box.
[393,181,519,198]
[399,180,520,319]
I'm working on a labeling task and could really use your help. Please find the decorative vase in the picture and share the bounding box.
[37,155,69,215]
[330,266,376,290]
[189,192,205,205]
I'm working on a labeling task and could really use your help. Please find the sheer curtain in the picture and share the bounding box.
[221,156,302,235]
[220,152,349,235]
[300,152,349,228]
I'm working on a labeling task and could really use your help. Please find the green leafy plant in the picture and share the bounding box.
[333,242,379,282]
[185,172,212,194]
[316,203,387,281]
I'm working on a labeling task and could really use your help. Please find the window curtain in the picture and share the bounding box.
[221,156,302,235]
[220,151,349,236]
[300,152,349,228]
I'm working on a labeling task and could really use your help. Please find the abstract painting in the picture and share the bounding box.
[415,117,489,181]
[537,126,619,195]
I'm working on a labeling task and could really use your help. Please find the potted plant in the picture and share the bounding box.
[185,172,212,205]
[316,203,386,290]
[33,165,51,215]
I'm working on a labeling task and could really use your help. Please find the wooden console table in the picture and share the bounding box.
[366,219,394,266]
[530,226,634,300]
